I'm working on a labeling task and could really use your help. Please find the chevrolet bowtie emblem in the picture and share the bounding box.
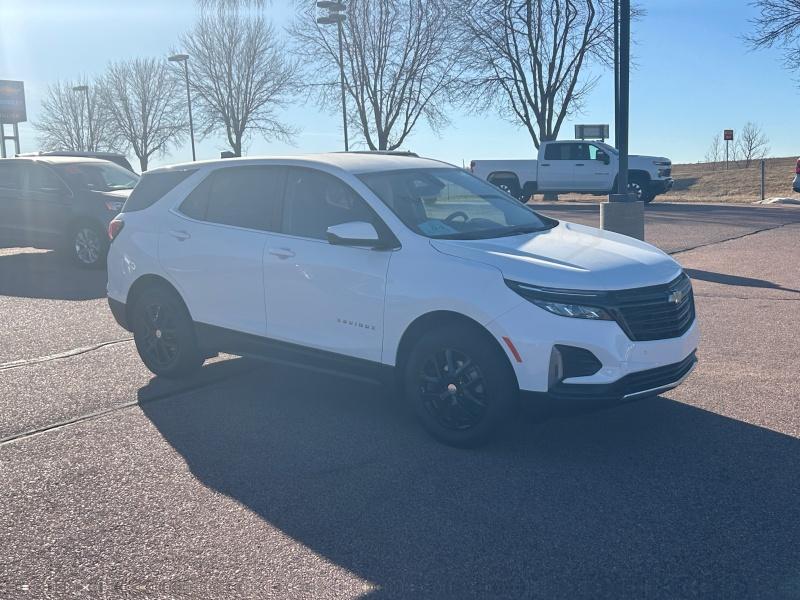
[668,290,684,304]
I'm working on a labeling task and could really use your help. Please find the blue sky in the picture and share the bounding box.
[0,0,796,169]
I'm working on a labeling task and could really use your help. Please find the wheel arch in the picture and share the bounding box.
[487,171,522,190]
[394,310,519,388]
[125,274,192,327]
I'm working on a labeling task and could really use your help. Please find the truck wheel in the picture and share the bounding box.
[404,326,517,448]
[627,176,649,203]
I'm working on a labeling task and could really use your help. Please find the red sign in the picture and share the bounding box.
[724,129,734,141]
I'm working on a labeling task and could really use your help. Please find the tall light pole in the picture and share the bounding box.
[168,53,196,162]
[600,0,644,239]
[72,85,92,151]
[317,1,349,152]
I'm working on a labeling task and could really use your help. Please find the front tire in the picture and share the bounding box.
[404,327,517,448]
[131,286,204,378]
[627,176,654,203]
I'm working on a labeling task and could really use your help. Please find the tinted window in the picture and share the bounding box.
[180,166,285,231]
[53,162,139,192]
[0,162,23,190]
[543,143,572,160]
[572,143,591,161]
[283,168,375,240]
[125,169,195,212]
[27,165,68,194]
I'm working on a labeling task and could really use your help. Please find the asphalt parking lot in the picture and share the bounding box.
[2,203,800,599]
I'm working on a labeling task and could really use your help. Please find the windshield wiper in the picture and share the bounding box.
[493,224,547,237]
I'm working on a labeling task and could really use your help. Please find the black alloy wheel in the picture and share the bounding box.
[418,348,488,432]
[132,287,204,378]
[404,327,517,447]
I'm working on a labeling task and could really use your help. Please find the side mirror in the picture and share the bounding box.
[326,221,383,248]
[597,151,610,165]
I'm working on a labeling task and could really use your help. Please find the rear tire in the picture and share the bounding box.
[404,327,517,448]
[69,223,107,268]
[131,286,204,378]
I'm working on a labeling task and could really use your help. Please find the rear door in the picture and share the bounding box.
[537,143,575,190]
[0,161,25,241]
[20,163,74,243]
[158,165,285,336]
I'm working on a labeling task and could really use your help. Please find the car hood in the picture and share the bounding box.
[430,221,682,291]
[630,154,670,168]
[91,189,133,200]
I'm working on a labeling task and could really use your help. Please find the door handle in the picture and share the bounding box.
[540,163,551,167]
[169,229,191,241]
[269,247,295,259]
[575,163,585,167]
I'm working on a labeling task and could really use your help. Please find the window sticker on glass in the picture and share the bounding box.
[418,220,458,236]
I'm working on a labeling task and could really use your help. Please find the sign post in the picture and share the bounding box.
[0,80,27,158]
[724,129,734,170]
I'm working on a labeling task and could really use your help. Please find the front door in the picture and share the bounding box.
[263,167,391,363]
[158,166,285,337]
[572,144,615,191]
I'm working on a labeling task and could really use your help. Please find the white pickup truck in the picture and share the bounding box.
[470,140,673,203]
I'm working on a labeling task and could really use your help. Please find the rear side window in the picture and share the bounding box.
[0,162,23,190]
[178,166,285,231]
[543,143,572,161]
[123,169,195,212]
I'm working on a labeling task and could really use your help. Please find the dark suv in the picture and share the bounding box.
[0,157,139,267]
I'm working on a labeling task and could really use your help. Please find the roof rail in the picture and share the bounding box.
[337,150,419,157]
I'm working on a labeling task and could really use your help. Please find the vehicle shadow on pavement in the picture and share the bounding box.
[685,268,800,294]
[0,248,106,301]
[140,365,800,600]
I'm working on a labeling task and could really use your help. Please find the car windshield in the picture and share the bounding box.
[53,162,139,192]
[358,168,555,240]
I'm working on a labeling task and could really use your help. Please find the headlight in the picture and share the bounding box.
[532,300,611,320]
[653,160,671,166]
[505,280,613,321]
[105,200,125,212]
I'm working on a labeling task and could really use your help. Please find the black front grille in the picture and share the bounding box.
[621,351,697,395]
[609,273,695,341]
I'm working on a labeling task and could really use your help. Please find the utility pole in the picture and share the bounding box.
[317,1,349,152]
[600,0,645,240]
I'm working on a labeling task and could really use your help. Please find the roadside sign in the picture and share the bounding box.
[0,80,26,123]
[575,124,610,141]
[724,129,733,141]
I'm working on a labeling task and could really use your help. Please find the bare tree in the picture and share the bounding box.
[291,0,459,151]
[456,0,614,149]
[704,133,723,170]
[747,1,800,69]
[101,58,186,171]
[737,122,770,167]
[179,13,298,157]
[34,78,122,152]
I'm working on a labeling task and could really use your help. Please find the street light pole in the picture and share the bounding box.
[317,1,349,152]
[600,0,644,239]
[72,85,92,151]
[168,53,196,162]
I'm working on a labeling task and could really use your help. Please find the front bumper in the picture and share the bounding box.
[522,350,696,414]
[485,298,700,400]
[650,178,674,194]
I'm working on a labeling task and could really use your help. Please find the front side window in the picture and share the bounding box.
[283,167,375,240]
[53,162,139,192]
[358,168,554,240]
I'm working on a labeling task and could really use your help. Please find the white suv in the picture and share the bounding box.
[107,153,698,447]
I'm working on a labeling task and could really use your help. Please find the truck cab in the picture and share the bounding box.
[470,140,673,203]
